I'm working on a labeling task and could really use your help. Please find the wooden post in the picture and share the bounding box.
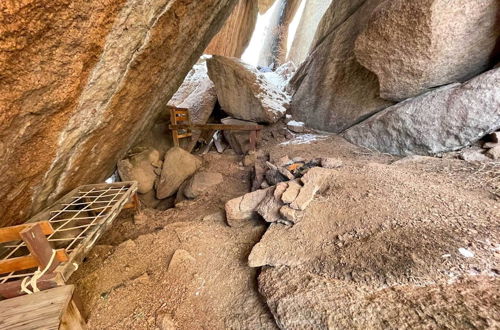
[249,130,257,152]
[20,224,66,273]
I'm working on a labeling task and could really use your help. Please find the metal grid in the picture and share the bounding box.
[0,181,137,284]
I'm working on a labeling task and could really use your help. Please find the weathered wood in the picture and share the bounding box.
[176,132,193,138]
[0,250,68,275]
[0,221,54,243]
[249,130,257,151]
[20,224,62,273]
[123,193,140,210]
[0,285,86,329]
[0,273,63,299]
[169,124,263,131]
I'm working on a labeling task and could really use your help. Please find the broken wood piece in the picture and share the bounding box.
[0,221,54,244]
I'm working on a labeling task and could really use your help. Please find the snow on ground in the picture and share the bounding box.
[280,134,330,146]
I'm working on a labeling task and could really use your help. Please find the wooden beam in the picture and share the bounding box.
[0,273,62,300]
[0,221,54,244]
[169,124,262,131]
[0,250,68,275]
[20,224,63,273]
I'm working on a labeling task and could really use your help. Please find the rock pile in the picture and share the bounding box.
[225,156,342,227]
[253,155,343,190]
[118,147,223,210]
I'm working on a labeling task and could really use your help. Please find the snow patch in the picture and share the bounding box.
[280,134,329,146]
[458,248,475,258]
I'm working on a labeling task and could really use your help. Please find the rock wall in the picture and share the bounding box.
[0,0,237,227]
[258,0,277,14]
[205,0,258,58]
[355,0,500,101]
[289,0,393,133]
[287,0,333,65]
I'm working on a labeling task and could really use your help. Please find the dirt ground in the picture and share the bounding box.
[71,133,499,329]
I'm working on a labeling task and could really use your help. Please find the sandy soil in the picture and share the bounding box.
[71,133,499,329]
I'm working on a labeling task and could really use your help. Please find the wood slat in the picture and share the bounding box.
[0,285,85,329]
[0,250,69,275]
[177,133,192,138]
[0,221,54,243]
[169,124,263,131]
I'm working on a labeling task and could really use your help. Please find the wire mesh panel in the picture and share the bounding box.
[0,181,138,285]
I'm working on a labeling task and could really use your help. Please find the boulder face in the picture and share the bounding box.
[0,0,237,227]
[205,0,258,58]
[207,55,288,123]
[289,0,393,133]
[156,147,202,199]
[117,149,161,194]
[168,59,217,125]
[355,0,500,101]
[260,268,500,329]
[344,68,500,156]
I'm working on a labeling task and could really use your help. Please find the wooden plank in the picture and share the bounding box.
[0,221,54,243]
[0,285,85,330]
[0,250,68,275]
[177,133,192,139]
[169,124,263,131]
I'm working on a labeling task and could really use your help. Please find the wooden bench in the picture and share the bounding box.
[169,108,263,151]
[0,285,85,329]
